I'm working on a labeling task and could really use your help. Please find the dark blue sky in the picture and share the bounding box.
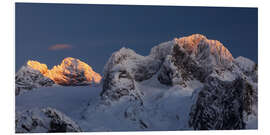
[16,3,258,74]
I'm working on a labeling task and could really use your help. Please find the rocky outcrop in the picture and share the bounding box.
[189,76,257,130]
[15,64,54,95]
[101,66,142,104]
[15,107,82,133]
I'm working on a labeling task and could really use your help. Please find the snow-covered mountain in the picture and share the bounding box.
[15,34,258,132]
[44,57,102,86]
[100,34,257,130]
[15,57,102,95]
[15,63,55,95]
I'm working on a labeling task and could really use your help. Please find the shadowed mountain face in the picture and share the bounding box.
[16,107,82,133]
[16,34,257,132]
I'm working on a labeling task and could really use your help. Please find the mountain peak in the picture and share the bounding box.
[174,34,207,54]
[174,34,233,66]
[175,34,233,59]
[24,57,102,86]
[49,57,102,85]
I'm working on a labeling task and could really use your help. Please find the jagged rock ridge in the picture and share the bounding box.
[15,57,102,95]
[16,107,82,133]
[43,57,102,86]
[15,63,54,95]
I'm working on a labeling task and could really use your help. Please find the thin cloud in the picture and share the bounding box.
[48,44,73,51]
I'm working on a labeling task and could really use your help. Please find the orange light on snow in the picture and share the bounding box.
[27,57,102,85]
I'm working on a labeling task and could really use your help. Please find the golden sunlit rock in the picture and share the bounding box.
[174,34,233,62]
[27,60,49,74]
[26,57,102,86]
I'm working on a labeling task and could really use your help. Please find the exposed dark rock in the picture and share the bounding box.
[158,43,211,86]
[15,66,54,95]
[189,76,257,130]
[15,107,82,133]
[101,68,137,102]
[101,68,144,108]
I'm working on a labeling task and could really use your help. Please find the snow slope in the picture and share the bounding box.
[16,86,100,118]
[16,74,204,131]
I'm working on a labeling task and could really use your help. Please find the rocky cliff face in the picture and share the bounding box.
[189,76,257,129]
[16,107,82,133]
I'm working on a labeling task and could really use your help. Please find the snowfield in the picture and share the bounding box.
[16,85,99,119]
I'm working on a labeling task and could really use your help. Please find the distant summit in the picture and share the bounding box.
[16,57,102,95]
[27,57,102,86]
[42,57,102,85]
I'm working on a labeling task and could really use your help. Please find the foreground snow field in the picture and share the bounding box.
[16,86,99,118]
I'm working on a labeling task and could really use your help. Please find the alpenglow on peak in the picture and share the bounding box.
[26,57,102,86]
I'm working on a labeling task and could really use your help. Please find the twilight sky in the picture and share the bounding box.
[16,3,258,74]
